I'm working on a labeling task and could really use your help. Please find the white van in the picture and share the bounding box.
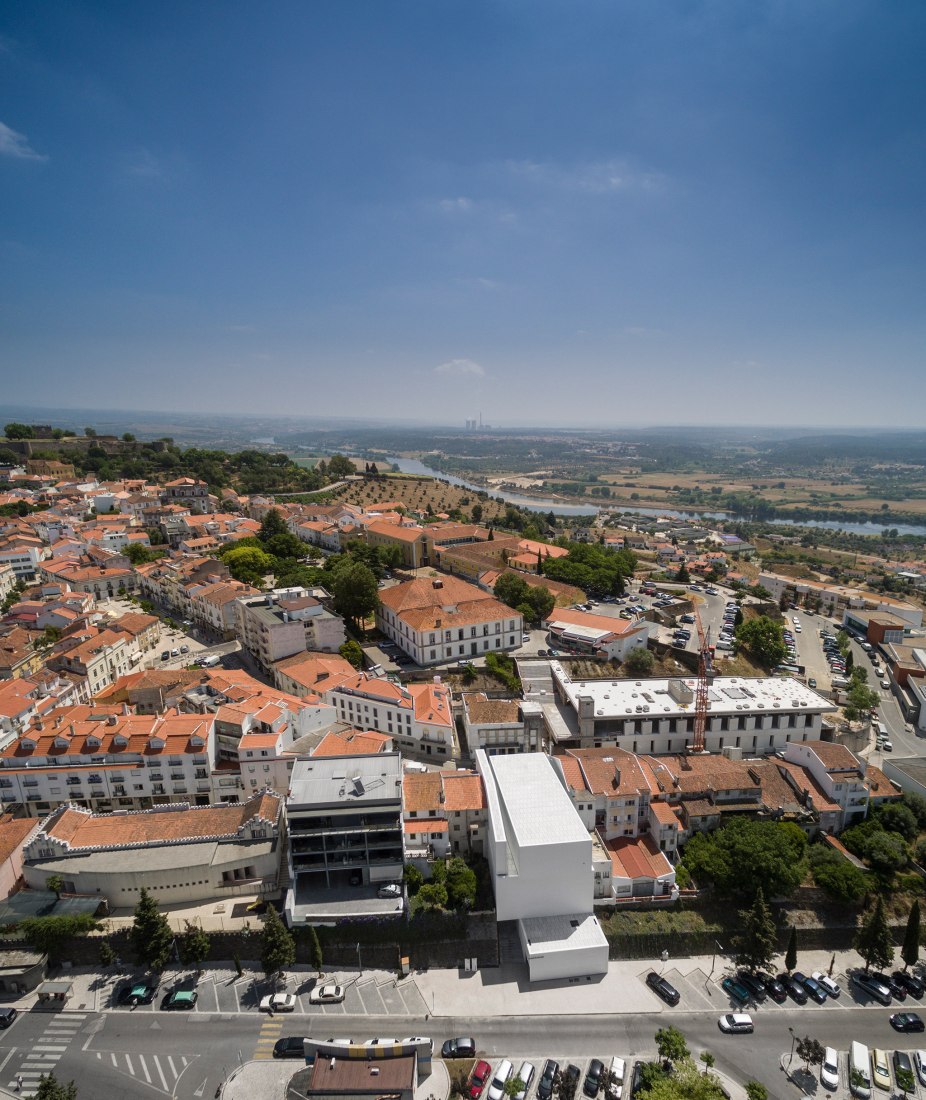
[488,1060,513,1100]
[850,1041,872,1099]
[198,654,221,668]
[606,1057,626,1100]
[832,675,850,688]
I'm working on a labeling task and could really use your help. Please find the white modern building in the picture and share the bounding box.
[476,750,608,982]
[552,666,836,753]
[542,608,650,662]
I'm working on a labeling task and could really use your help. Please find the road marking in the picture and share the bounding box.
[153,1054,169,1091]
[0,1049,15,1076]
[111,1052,118,1066]
[167,1055,177,1078]
[126,1053,135,1075]
[139,1053,151,1083]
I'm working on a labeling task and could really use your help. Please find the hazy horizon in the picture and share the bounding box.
[2,3,925,426]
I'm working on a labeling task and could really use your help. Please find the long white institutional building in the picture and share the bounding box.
[551,666,837,754]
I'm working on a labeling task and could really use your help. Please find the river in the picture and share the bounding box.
[384,456,926,535]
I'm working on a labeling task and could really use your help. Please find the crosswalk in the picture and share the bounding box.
[93,1049,192,1092]
[254,1015,284,1059]
[8,1010,87,1093]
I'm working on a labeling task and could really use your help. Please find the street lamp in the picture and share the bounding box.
[708,940,724,980]
[356,942,362,976]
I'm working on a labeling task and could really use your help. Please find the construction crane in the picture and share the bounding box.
[691,607,714,753]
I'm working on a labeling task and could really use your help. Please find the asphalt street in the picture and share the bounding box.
[2,1002,923,1100]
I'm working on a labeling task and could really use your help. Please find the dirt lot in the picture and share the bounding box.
[334,475,514,523]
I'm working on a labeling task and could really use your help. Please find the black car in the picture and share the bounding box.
[584,1060,605,1098]
[537,1060,559,1100]
[763,975,787,1003]
[778,973,808,1005]
[793,972,827,1004]
[118,980,157,1006]
[890,1012,925,1033]
[0,1008,17,1029]
[646,971,680,1006]
[274,1036,308,1058]
[736,972,767,1002]
[873,971,908,1001]
[894,971,925,999]
[563,1066,581,1096]
[629,1063,646,1100]
[442,1038,477,1060]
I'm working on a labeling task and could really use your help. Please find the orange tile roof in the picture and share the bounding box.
[805,741,861,771]
[606,834,674,881]
[41,791,280,850]
[440,770,486,811]
[650,801,680,827]
[312,730,392,757]
[544,607,635,636]
[404,818,448,833]
[0,815,39,866]
[403,772,443,814]
[567,747,650,797]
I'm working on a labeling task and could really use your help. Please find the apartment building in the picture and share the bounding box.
[377,575,522,666]
[284,753,405,925]
[235,590,345,672]
[46,628,133,701]
[461,694,544,755]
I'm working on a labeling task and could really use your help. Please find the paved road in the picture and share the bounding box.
[1,1001,921,1100]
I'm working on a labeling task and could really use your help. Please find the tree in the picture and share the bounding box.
[495,572,530,610]
[734,887,777,974]
[124,542,160,565]
[339,640,365,669]
[309,926,324,975]
[674,563,690,583]
[99,940,115,968]
[326,454,356,480]
[680,817,807,899]
[634,1059,725,1100]
[445,857,478,910]
[734,616,787,669]
[260,906,296,978]
[699,1052,715,1075]
[177,920,210,972]
[877,802,918,841]
[223,545,274,585]
[854,895,894,972]
[655,1025,689,1064]
[404,863,423,895]
[471,503,483,523]
[785,926,798,973]
[84,426,97,438]
[329,559,379,631]
[795,1036,825,1073]
[46,874,64,900]
[896,1066,916,1095]
[902,900,921,970]
[416,883,448,910]
[131,888,174,972]
[808,845,869,903]
[4,422,35,439]
[505,1077,526,1099]
[259,508,289,541]
[122,432,136,442]
[33,1073,78,1099]
[903,792,926,829]
[623,647,655,676]
[745,1084,768,1100]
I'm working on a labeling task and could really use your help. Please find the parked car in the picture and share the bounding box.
[718,1013,753,1034]
[894,1050,914,1086]
[793,972,827,1004]
[583,1059,605,1098]
[646,971,680,1006]
[514,1062,535,1100]
[720,977,751,1004]
[443,1038,477,1060]
[309,984,345,1004]
[811,970,841,998]
[873,972,908,1001]
[118,980,157,1006]
[562,1066,581,1098]
[377,884,402,899]
[890,1012,925,1033]
[851,971,892,1006]
[274,1036,307,1058]
[628,1063,645,1100]
[605,1057,625,1100]
[736,973,767,1001]
[778,973,808,1005]
[162,989,197,1010]
[487,1059,513,1100]
[820,1047,839,1091]
[260,993,297,1013]
[537,1060,559,1100]
[871,1048,891,1090]
[365,1038,400,1047]
[893,971,925,999]
[914,1050,926,1087]
[763,975,787,1003]
[468,1061,492,1100]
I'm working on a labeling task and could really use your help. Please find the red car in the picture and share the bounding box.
[468,1061,492,1100]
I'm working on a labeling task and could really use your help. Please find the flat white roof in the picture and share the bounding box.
[519,912,608,956]
[483,753,589,849]
[552,667,836,720]
[288,752,403,807]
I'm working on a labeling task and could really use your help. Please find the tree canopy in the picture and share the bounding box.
[130,888,174,971]
[680,817,807,899]
[734,887,777,973]
[854,895,894,972]
[493,573,555,625]
[328,558,379,631]
[541,542,636,597]
[260,906,296,978]
[734,616,786,668]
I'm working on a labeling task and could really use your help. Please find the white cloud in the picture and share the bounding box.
[434,358,485,378]
[0,121,47,161]
[505,157,664,195]
[438,196,473,214]
[123,147,168,181]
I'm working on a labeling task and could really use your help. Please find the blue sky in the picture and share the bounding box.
[2,1,925,427]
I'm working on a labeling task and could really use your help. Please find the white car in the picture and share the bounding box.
[812,971,841,998]
[260,993,296,1013]
[914,1051,926,1088]
[718,1013,753,1034]
[377,883,402,899]
[522,634,531,643]
[820,1047,839,1091]
[365,1037,399,1047]
[309,983,345,1004]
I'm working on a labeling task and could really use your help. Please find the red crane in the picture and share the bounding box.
[691,607,713,753]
